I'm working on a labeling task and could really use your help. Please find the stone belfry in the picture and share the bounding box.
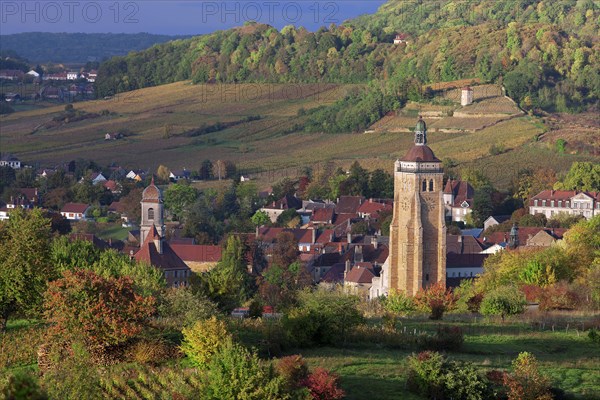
[387,117,446,295]
[140,176,165,246]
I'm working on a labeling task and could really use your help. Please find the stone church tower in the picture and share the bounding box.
[140,176,165,246]
[386,117,446,295]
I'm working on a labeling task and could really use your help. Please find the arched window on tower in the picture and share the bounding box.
[148,208,154,220]
[429,180,434,191]
[422,180,427,192]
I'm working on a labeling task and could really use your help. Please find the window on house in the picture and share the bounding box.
[551,200,554,207]
[558,200,562,207]
[534,200,538,206]
[148,207,154,220]
[542,200,546,206]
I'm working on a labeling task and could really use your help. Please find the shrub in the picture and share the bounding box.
[347,324,416,349]
[0,371,47,400]
[126,338,176,365]
[417,326,464,352]
[538,282,581,311]
[156,287,218,329]
[588,328,600,345]
[301,368,345,400]
[381,289,415,316]
[413,282,458,320]
[44,269,156,352]
[283,288,363,347]
[180,317,230,368]
[503,352,553,400]
[480,285,526,321]
[199,339,289,400]
[42,342,103,400]
[276,355,309,390]
[407,351,492,400]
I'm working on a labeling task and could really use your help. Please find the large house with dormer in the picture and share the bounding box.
[443,179,474,222]
[529,190,600,220]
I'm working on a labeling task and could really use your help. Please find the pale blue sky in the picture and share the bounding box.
[1,1,386,35]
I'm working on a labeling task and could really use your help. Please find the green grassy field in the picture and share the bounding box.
[1,81,597,190]
[3,314,599,399]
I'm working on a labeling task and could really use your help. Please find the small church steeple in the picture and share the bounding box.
[415,116,427,146]
[509,222,519,249]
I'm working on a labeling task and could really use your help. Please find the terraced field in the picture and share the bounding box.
[1,81,596,190]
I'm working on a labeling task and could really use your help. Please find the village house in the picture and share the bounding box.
[344,263,377,298]
[393,33,408,44]
[135,226,192,287]
[66,71,80,80]
[169,169,191,182]
[0,69,24,80]
[260,194,303,223]
[443,179,474,222]
[0,154,21,169]
[126,169,147,182]
[43,72,68,81]
[483,215,511,231]
[170,244,222,273]
[104,132,123,140]
[529,190,600,220]
[40,86,65,100]
[60,202,90,220]
[4,93,21,102]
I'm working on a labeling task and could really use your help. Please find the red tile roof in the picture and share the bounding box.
[483,227,567,246]
[357,200,392,215]
[345,264,375,284]
[61,202,89,214]
[134,226,190,271]
[170,244,222,262]
[335,196,364,214]
[401,145,440,162]
[444,180,474,207]
[530,190,600,204]
[321,263,346,283]
[312,207,334,223]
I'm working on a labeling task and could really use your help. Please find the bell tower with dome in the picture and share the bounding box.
[386,117,446,295]
[140,176,165,246]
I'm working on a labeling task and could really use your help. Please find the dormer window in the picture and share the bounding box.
[461,201,469,208]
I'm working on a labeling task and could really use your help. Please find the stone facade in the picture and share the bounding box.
[140,177,165,245]
[375,118,446,296]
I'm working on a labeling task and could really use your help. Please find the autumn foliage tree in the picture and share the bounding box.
[503,352,553,400]
[44,270,156,351]
[413,282,459,320]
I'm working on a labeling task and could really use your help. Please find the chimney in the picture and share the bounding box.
[347,232,352,244]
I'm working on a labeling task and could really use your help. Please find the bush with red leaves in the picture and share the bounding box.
[44,269,155,350]
[301,367,345,400]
